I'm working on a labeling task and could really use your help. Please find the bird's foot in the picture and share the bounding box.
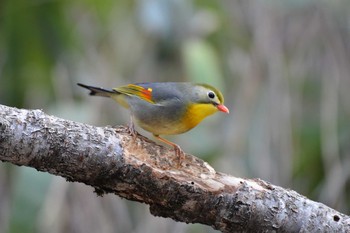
[153,135,185,166]
[173,144,185,167]
[127,119,137,141]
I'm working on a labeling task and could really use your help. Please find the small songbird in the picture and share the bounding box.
[78,82,229,158]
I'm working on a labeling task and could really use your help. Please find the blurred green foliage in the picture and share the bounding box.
[9,168,52,233]
[0,0,350,232]
[1,0,74,107]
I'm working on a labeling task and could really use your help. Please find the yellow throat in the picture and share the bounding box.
[181,103,218,131]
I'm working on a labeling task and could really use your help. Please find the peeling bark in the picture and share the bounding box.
[0,104,349,233]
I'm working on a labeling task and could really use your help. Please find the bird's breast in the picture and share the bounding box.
[180,103,218,131]
[129,98,188,135]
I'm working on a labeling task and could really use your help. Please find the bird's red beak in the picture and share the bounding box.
[217,104,229,113]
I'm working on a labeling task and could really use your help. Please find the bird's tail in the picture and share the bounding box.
[77,83,117,97]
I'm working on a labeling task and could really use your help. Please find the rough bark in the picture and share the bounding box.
[0,104,349,233]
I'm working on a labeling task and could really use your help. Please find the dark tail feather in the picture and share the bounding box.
[77,83,116,97]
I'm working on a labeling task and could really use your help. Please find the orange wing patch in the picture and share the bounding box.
[114,84,155,104]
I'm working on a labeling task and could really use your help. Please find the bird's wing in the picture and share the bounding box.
[113,84,155,104]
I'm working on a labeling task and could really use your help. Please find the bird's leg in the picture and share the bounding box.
[154,135,185,164]
[127,115,137,140]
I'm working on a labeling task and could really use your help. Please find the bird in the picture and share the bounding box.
[77,82,229,160]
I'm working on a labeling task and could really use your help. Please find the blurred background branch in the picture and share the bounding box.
[0,0,350,233]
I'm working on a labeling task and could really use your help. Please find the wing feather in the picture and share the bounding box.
[113,84,155,104]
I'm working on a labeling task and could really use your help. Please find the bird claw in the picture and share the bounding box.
[127,116,137,140]
[153,135,185,166]
[173,144,184,159]
[173,144,185,166]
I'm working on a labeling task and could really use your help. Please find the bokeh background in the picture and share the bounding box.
[1,0,350,232]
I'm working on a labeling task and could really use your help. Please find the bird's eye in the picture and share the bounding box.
[208,91,215,99]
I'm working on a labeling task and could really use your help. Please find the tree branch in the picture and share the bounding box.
[0,104,349,232]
